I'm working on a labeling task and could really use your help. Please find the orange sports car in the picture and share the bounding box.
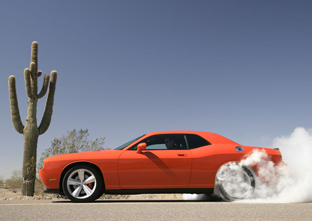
[39,131,283,202]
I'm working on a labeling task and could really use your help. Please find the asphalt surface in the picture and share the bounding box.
[0,199,311,221]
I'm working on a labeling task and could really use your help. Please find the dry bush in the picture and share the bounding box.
[4,170,22,192]
[0,176,4,188]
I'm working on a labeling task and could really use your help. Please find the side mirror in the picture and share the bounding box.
[137,142,147,154]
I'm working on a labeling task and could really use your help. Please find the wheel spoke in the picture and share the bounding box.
[78,169,85,182]
[72,185,83,197]
[84,175,95,185]
[68,178,80,186]
[82,185,93,196]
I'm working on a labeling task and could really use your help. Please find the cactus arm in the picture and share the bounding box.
[31,41,38,73]
[24,68,32,98]
[29,62,36,81]
[8,75,24,134]
[28,62,38,100]
[38,74,50,99]
[38,71,57,135]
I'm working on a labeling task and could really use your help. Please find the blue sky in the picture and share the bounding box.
[1,0,312,178]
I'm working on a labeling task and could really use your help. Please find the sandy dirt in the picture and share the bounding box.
[0,188,59,200]
[0,188,183,201]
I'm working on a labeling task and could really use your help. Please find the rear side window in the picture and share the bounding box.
[186,134,211,149]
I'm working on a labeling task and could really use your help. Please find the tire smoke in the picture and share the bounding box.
[183,127,312,202]
[245,127,312,202]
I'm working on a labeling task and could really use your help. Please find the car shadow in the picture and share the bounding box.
[52,198,222,203]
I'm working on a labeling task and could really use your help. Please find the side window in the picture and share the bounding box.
[186,134,211,149]
[130,134,187,150]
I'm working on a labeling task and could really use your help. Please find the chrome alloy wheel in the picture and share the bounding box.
[216,163,256,201]
[66,168,97,200]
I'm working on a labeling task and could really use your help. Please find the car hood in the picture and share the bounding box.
[44,149,121,162]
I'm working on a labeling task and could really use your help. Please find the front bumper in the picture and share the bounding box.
[39,158,63,190]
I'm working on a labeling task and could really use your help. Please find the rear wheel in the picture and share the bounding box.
[62,165,103,202]
[215,163,255,201]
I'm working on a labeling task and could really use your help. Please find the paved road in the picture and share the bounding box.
[0,199,311,221]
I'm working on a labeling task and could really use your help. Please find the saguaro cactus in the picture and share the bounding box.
[8,41,57,196]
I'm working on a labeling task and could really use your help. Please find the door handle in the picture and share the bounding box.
[178,153,187,157]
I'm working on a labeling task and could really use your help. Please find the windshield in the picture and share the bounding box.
[114,135,145,150]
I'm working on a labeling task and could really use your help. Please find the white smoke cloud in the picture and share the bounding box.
[253,127,312,202]
[183,127,312,202]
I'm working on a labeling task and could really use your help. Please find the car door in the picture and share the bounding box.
[118,134,192,189]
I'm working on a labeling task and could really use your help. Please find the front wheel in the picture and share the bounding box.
[215,163,256,201]
[62,165,103,202]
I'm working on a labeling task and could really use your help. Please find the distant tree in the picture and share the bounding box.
[37,129,105,170]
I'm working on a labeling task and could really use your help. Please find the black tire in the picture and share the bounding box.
[200,194,222,201]
[215,163,256,201]
[62,165,103,202]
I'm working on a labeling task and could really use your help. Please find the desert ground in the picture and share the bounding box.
[0,187,183,201]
